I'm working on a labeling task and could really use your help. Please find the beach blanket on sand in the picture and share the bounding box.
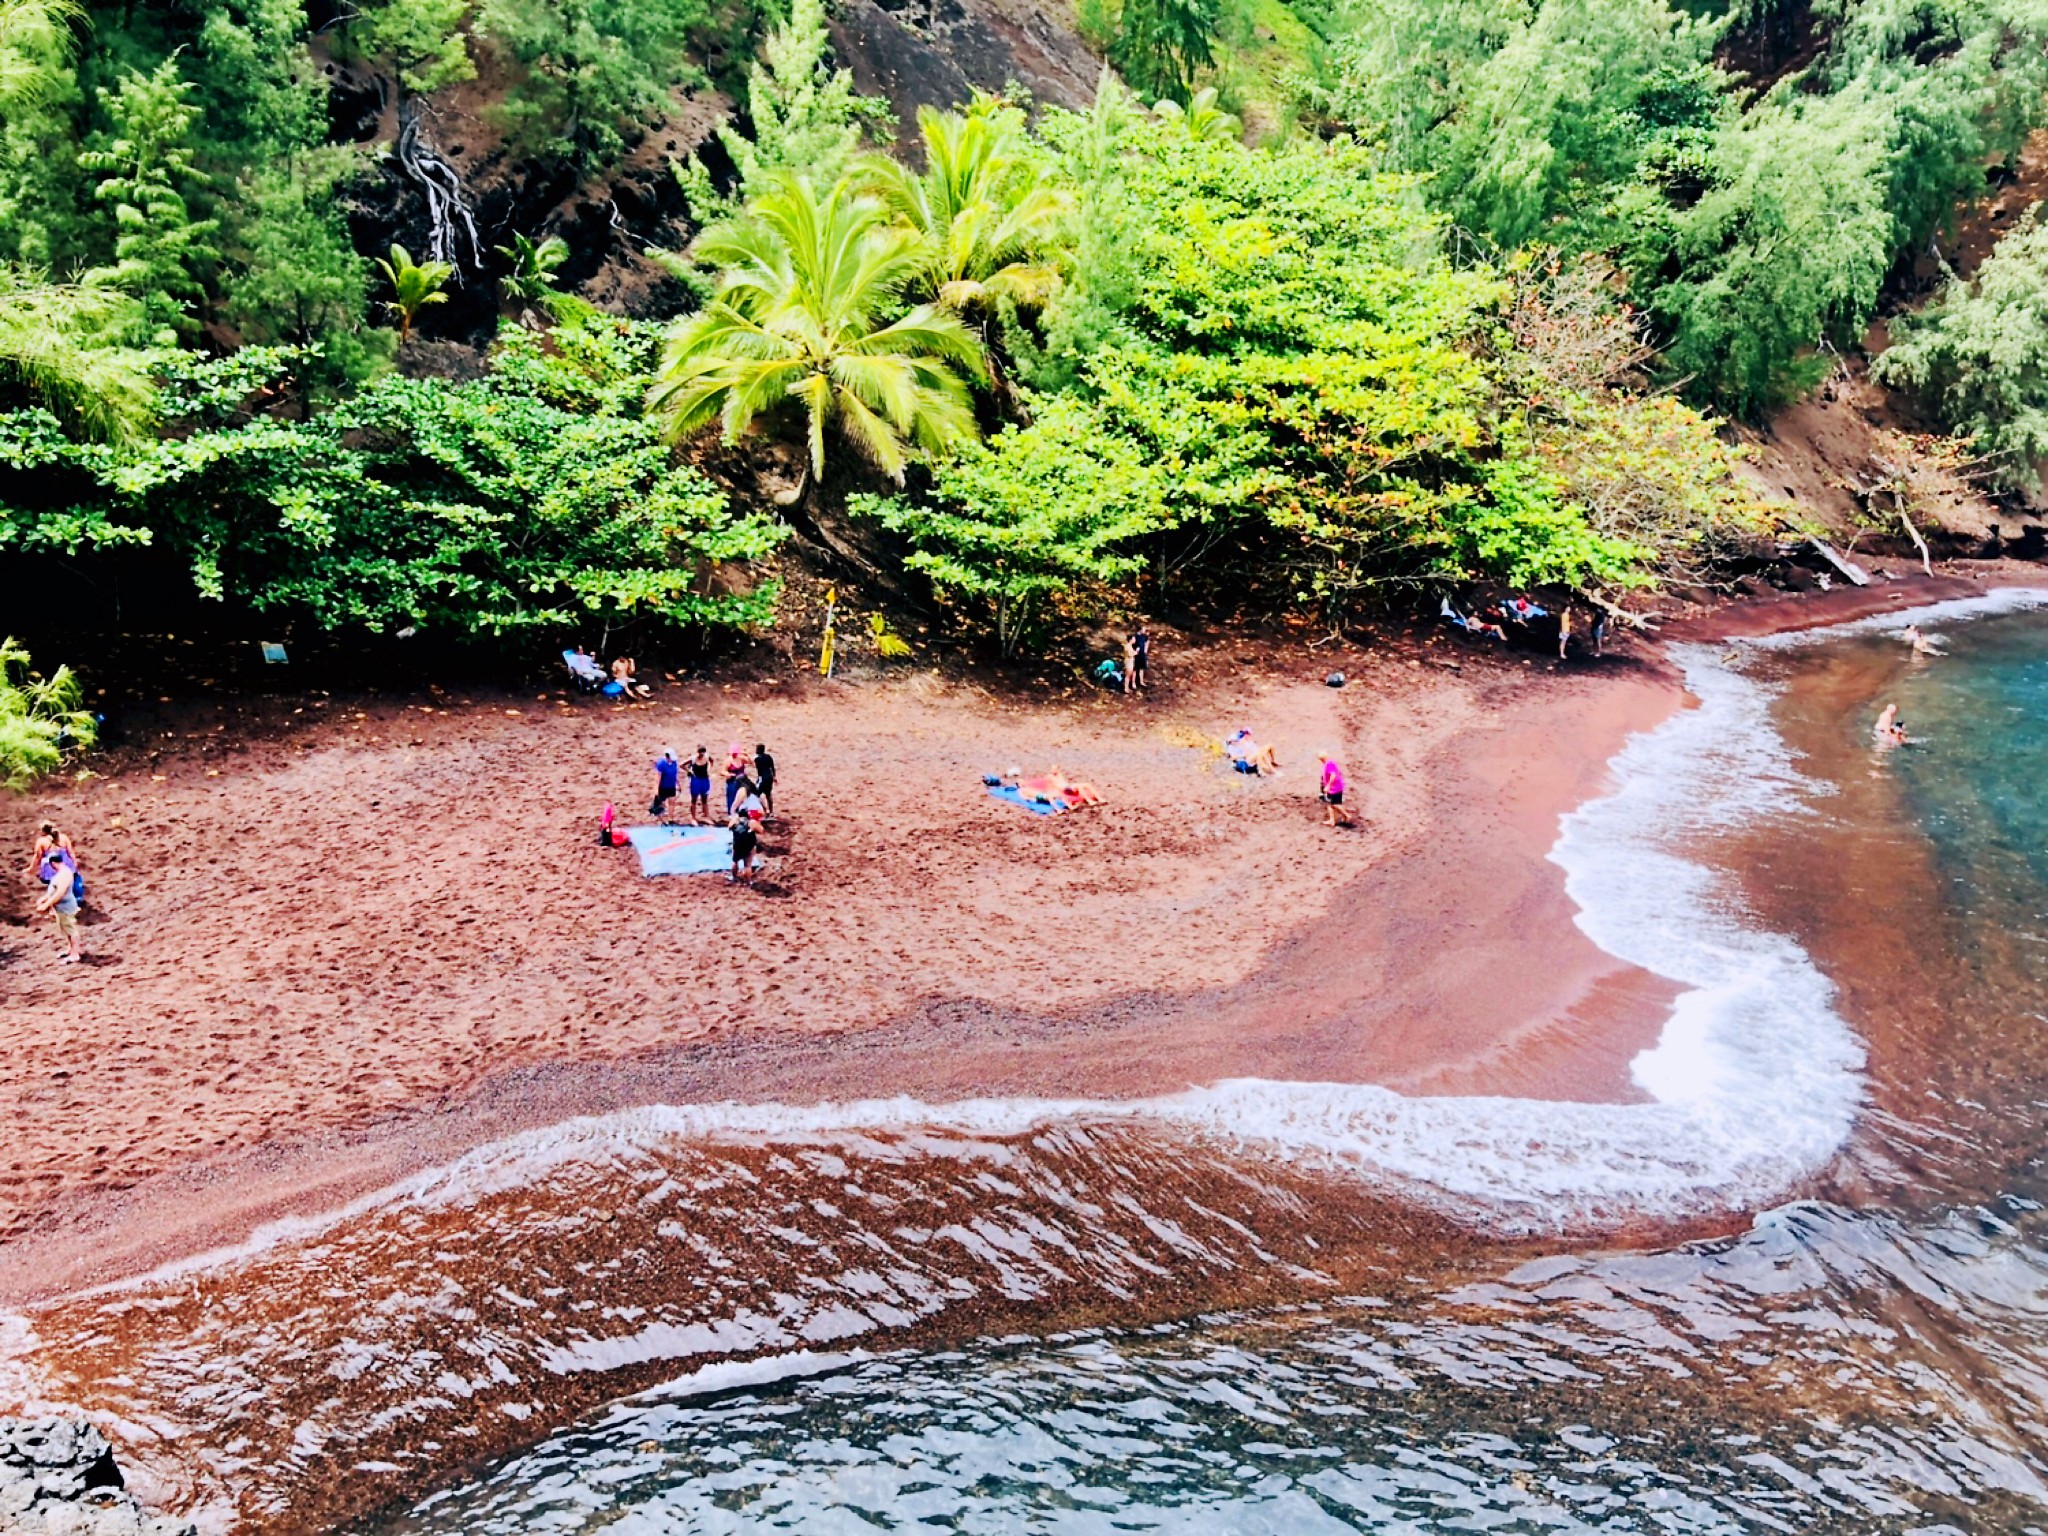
[988,784,1067,816]
[624,823,732,876]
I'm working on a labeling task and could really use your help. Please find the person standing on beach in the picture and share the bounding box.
[36,854,83,963]
[753,742,777,820]
[1557,607,1572,660]
[1591,610,1609,657]
[723,743,751,815]
[1132,625,1151,690]
[1317,754,1353,828]
[729,797,760,883]
[688,746,713,825]
[1121,633,1138,695]
[24,821,75,882]
[650,750,681,822]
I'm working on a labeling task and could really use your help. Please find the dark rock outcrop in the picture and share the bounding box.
[0,1420,194,1536]
[830,0,1102,129]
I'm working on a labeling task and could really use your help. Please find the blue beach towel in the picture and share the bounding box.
[989,784,1066,816]
[624,823,733,876]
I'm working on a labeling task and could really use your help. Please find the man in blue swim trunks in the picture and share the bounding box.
[650,749,681,823]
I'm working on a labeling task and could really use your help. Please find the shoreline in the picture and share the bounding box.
[2,569,2020,1305]
[0,646,1677,1304]
[1,569,2029,1530]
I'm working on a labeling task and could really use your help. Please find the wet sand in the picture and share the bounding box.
[1,636,1678,1304]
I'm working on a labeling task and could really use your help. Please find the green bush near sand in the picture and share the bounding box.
[0,637,94,788]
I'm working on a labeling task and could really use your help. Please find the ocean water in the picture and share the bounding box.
[371,597,2048,1536]
[13,598,2048,1534]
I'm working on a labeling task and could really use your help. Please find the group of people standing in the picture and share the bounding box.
[650,742,778,882]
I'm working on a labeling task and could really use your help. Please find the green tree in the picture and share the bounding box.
[1110,0,1222,104]
[375,243,454,348]
[862,99,1070,314]
[674,0,889,216]
[1874,209,2048,492]
[0,636,95,788]
[649,171,987,484]
[1615,85,1895,413]
[476,0,710,163]
[851,395,1174,655]
[78,59,221,341]
[1326,0,1722,251]
[345,0,475,96]
[0,323,786,635]
[495,230,595,325]
[223,150,389,390]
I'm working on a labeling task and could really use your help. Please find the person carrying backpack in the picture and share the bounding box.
[36,854,83,964]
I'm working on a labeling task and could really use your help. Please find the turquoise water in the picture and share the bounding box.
[372,603,2048,1536]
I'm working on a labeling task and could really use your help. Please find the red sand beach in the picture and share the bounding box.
[0,627,1683,1303]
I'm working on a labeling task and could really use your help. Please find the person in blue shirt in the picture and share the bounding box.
[650,750,681,823]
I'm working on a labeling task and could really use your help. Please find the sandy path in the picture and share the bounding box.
[0,640,1676,1294]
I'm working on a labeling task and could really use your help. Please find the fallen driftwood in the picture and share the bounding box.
[0,1420,195,1535]
[1808,536,1871,586]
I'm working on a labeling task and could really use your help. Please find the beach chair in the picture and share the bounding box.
[563,649,606,693]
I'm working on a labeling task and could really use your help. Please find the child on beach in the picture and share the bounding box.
[688,747,713,824]
[598,802,624,846]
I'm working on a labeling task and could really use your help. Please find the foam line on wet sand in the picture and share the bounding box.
[63,628,1915,1294]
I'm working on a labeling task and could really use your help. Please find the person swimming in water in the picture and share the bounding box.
[1873,702,1909,747]
[1902,624,1944,657]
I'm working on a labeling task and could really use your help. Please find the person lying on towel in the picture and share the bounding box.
[1019,770,1103,807]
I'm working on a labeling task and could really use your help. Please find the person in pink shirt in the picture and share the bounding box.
[1317,754,1353,827]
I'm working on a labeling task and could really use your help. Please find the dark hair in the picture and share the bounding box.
[755,742,766,754]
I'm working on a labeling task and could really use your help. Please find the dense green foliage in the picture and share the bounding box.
[0,636,94,788]
[1875,213,2048,492]
[1321,0,2048,414]
[2,322,785,636]
[649,81,1763,651]
[674,0,893,222]
[2,0,2038,668]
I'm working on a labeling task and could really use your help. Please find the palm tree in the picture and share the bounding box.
[375,243,454,348]
[1152,86,1241,143]
[862,100,1070,315]
[648,171,987,484]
